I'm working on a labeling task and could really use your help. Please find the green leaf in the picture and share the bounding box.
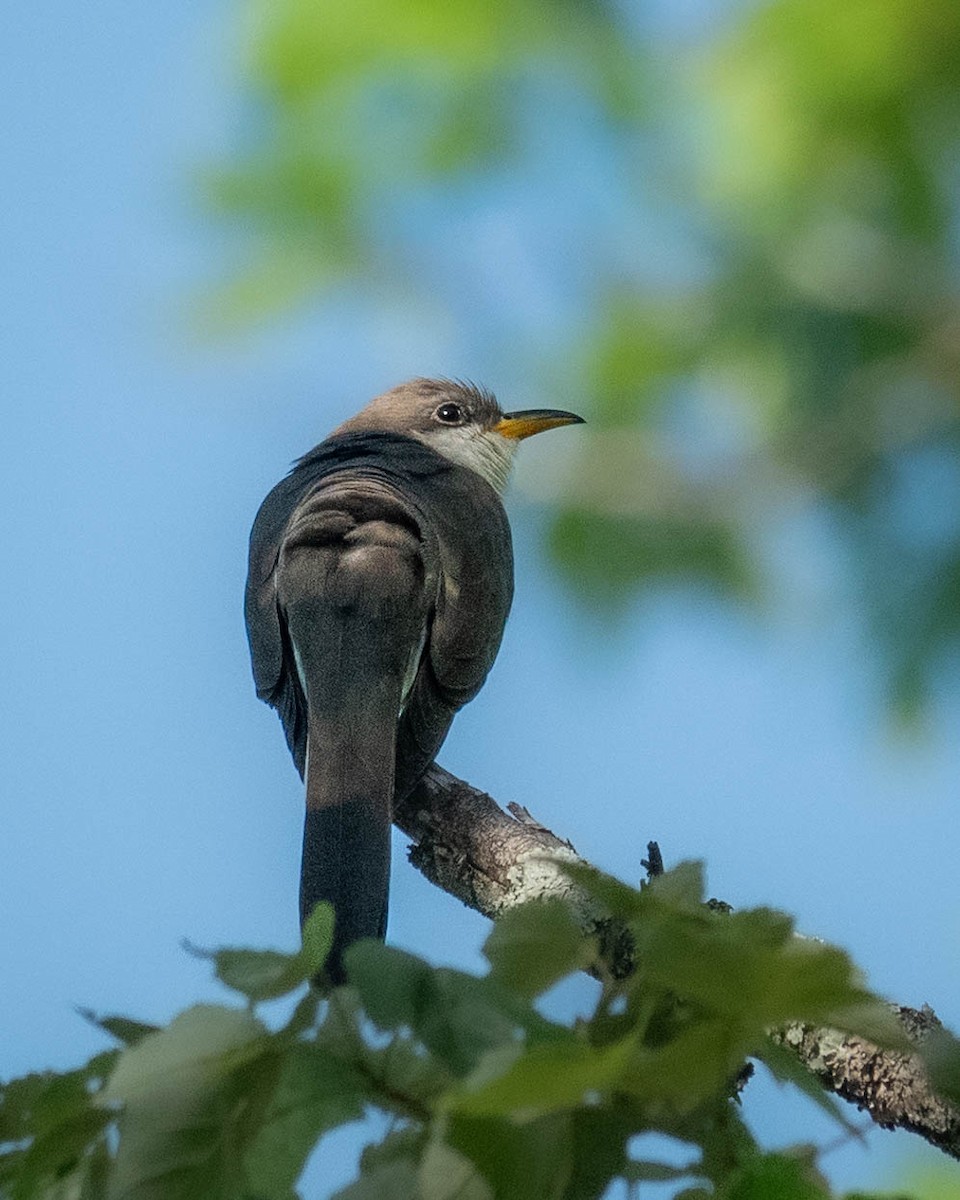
[419,1138,493,1200]
[76,1137,111,1200]
[716,1150,832,1199]
[0,1058,117,1144]
[0,1071,75,1144]
[345,942,553,1076]
[699,1104,760,1185]
[78,1010,159,1047]
[618,1020,747,1113]
[281,987,322,1038]
[445,1113,574,1200]
[631,904,796,1020]
[0,1055,119,1200]
[641,861,709,910]
[755,1037,861,1138]
[358,1128,428,1174]
[315,989,454,1114]
[561,860,709,928]
[186,903,334,1002]
[6,1134,112,1200]
[820,999,907,1049]
[565,1107,635,1199]
[622,1160,701,1182]
[842,1194,913,1200]
[483,899,594,998]
[0,1148,26,1194]
[102,1005,267,1106]
[627,886,893,1039]
[243,1043,367,1198]
[206,946,312,1002]
[11,1108,113,1200]
[559,862,647,921]
[102,1004,275,1200]
[316,987,370,1061]
[332,1159,422,1200]
[920,1025,960,1106]
[342,943,433,1028]
[301,902,337,976]
[451,1035,633,1118]
[549,508,752,606]
[380,1039,455,1111]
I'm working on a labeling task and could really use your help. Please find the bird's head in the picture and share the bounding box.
[333,378,584,493]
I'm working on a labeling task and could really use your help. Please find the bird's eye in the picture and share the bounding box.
[435,402,464,425]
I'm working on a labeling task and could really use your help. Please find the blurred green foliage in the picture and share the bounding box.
[0,875,933,1198]
[208,0,960,715]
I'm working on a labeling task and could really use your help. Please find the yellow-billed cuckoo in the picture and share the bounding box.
[245,378,582,980]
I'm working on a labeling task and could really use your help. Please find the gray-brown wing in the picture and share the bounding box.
[245,432,441,776]
[394,461,514,799]
[245,466,315,774]
[246,431,513,795]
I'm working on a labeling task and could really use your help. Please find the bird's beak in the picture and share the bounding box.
[493,409,585,440]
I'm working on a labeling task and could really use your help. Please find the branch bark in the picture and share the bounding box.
[394,763,960,1160]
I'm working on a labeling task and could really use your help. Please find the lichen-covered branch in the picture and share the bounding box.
[394,763,960,1160]
[774,1009,960,1159]
[395,764,588,920]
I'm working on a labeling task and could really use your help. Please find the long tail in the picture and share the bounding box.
[278,498,427,983]
[298,707,394,984]
[299,802,391,982]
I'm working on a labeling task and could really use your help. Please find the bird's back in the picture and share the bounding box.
[245,429,514,786]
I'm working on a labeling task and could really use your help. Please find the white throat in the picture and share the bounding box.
[413,427,519,494]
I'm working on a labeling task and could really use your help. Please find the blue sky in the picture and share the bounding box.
[3,1,960,1195]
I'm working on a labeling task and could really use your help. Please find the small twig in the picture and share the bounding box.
[641,841,663,879]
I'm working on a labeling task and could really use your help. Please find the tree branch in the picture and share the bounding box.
[394,763,960,1160]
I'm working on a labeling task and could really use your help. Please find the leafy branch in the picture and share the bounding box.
[395,764,960,1160]
[4,788,959,1198]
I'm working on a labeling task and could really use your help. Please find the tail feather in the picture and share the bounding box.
[278,515,428,984]
[300,800,390,984]
[295,655,400,984]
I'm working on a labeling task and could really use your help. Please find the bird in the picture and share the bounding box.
[244,378,583,982]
